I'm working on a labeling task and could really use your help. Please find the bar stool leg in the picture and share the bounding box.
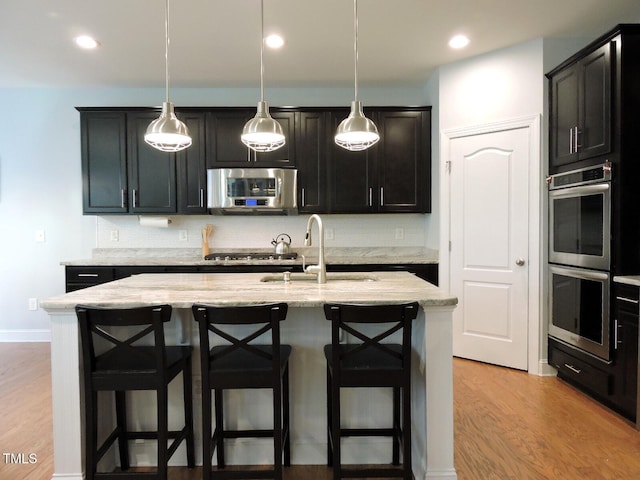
[182,364,195,468]
[115,390,130,470]
[331,377,341,480]
[283,363,291,467]
[326,366,333,467]
[402,386,412,480]
[85,390,98,480]
[214,388,225,468]
[273,376,283,480]
[202,380,212,480]
[157,386,168,480]
[392,387,400,465]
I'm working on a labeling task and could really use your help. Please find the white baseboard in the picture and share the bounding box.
[0,329,51,342]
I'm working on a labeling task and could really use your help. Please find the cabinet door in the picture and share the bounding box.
[81,111,128,214]
[254,110,296,167]
[327,109,376,213]
[127,111,177,213]
[550,65,580,168]
[296,111,327,212]
[377,110,430,213]
[176,111,207,213]
[612,285,639,421]
[579,42,612,161]
[206,109,255,167]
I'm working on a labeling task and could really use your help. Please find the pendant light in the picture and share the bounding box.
[241,0,286,153]
[144,0,192,152]
[335,0,379,151]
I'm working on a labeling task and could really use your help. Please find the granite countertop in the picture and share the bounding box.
[613,275,640,287]
[41,271,456,311]
[61,247,439,267]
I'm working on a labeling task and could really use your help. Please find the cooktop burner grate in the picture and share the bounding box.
[204,252,298,261]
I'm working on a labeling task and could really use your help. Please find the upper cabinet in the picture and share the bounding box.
[549,43,612,171]
[295,107,431,214]
[79,105,431,215]
[79,108,206,215]
[206,108,296,168]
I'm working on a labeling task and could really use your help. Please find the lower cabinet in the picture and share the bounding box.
[549,282,639,423]
[65,263,438,293]
[611,283,639,421]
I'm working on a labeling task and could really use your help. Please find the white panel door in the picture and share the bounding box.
[449,126,530,370]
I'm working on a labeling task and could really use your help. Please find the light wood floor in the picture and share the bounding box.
[2,343,640,480]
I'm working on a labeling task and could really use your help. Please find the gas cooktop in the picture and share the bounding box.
[204,252,298,261]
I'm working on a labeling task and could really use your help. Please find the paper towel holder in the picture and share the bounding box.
[138,216,172,228]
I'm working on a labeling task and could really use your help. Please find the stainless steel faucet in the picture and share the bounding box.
[303,214,326,284]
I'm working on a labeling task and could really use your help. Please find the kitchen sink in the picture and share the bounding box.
[260,273,378,283]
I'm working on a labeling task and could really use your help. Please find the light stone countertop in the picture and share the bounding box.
[41,271,456,311]
[613,275,640,287]
[61,247,439,266]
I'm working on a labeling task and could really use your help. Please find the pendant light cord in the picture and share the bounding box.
[260,0,265,103]
[353,0,359,102]
[164,0,170,103]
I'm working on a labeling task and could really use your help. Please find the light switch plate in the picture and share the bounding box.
[35,230,45,243]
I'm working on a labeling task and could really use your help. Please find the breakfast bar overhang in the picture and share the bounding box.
[41,271,458,480]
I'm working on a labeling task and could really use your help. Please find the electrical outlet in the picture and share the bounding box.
[395,228,405,240]
[110,230,119,242]
[325,228,334,240]
[35,230,45,243]
[179,230,188,241]
[28,298,38,311]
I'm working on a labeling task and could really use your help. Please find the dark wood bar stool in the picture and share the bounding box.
[76,304,195,480]
[192,303,291,480]
[323,302,419,480]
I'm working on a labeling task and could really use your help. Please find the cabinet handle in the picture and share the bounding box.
[569,128,573,154]
[132,189,138,208]
[120,189,125,209]
[575,126,581,151]
[614,319,620,350]
[301,188,306,207]
[380,187,384,206]
[369,187,373,207]
[200,188,204,208]
[564,363,582,374]
[616,296,639,304]
[77,273,99,278]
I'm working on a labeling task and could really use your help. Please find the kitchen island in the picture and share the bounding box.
[42,271,458,480]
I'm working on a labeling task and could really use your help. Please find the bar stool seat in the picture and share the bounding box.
[192,302,291,480]
[323,302,419,480]
[76,304,195,480]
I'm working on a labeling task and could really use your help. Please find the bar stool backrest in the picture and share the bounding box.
[76,304,173,382]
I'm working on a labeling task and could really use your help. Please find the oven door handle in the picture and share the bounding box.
[549,183,610,197]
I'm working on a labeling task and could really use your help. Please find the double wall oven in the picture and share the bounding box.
[548,162,612,361]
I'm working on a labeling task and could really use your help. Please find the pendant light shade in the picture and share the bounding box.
[241,0,286,153]
[145,0,191,153]
[335,0,379,151]
[145,101,192,152]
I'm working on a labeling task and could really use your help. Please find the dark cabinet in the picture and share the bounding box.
[126,111,177,213]
[611,283,639,421]
[79,108,206,215]
[314,107,431,214]
[548,41,612,171]
[296,111,328,212]
[206,108,296,168]
[80,111,128,214]
[177,111,207,213]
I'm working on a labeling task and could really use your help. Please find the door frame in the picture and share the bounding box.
[440,114,549,375]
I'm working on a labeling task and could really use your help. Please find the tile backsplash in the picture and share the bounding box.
[96,214,430,250]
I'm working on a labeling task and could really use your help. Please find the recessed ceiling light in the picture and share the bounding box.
[265,34,285,49]
[74,35,99,50]
[449,34,470,50]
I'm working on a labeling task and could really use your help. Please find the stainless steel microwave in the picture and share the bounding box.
[207,168,298,215]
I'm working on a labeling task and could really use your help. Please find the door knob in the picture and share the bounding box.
[515,258,525,266]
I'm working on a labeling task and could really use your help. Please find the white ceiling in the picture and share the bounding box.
[2,0,640,89]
